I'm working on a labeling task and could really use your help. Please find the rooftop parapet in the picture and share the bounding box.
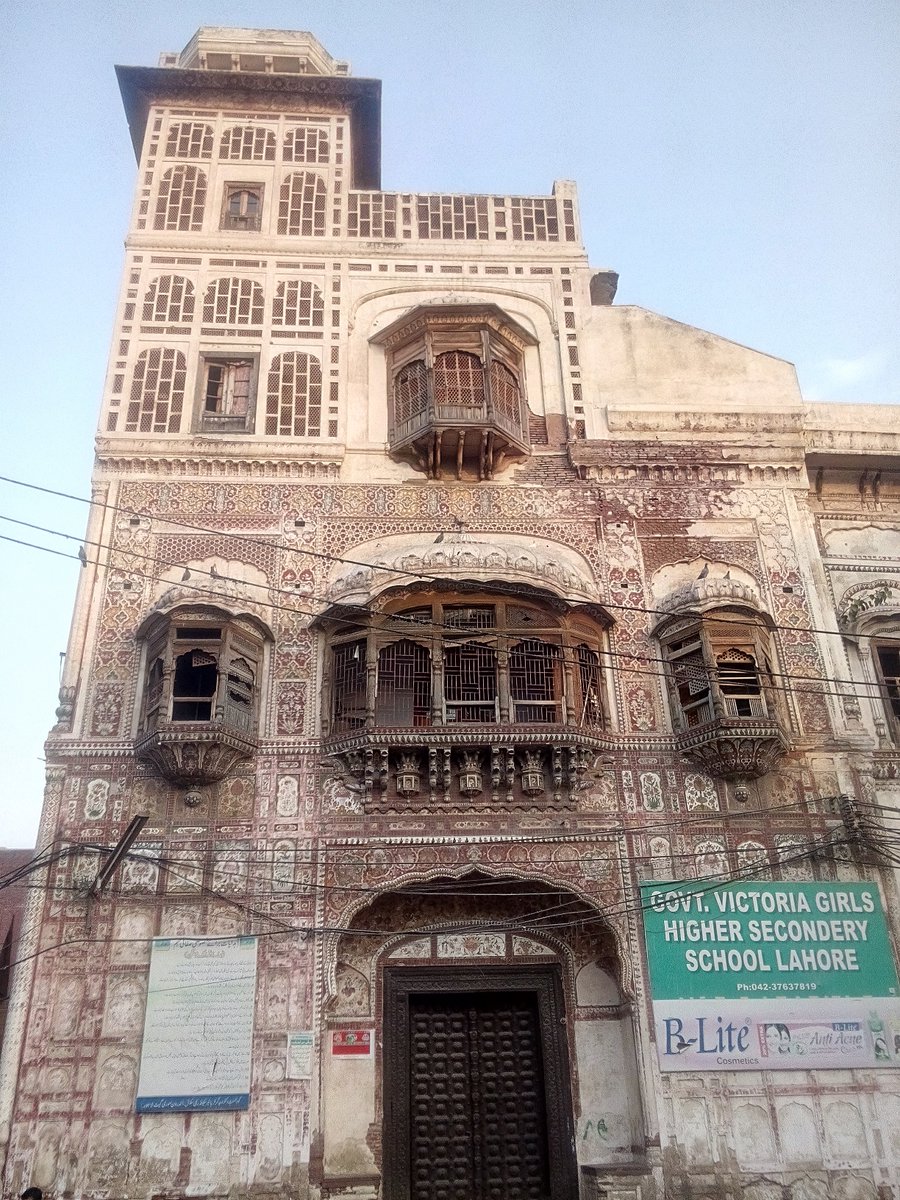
[160,26,350,75]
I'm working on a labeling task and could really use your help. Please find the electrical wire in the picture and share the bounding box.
[1,472,896,645]
[0,524,887,708]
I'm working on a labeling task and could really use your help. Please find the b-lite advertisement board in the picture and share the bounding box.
[640,881,900,1071]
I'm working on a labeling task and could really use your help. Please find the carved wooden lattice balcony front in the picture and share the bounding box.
[134,610,263,786]
[372,305,535,480]
[660,610,790,780]
[322,591,609,812]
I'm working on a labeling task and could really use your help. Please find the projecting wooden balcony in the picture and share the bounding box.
[674,698,790,781]
[134,711,258,787]
[390,394,530,481]
[325,723,606,814]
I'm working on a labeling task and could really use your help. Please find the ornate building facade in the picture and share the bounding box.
[2,26,900,1200]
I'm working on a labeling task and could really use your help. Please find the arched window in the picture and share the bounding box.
[272,280,324,327]
[219,125,275,161]
[202,277,265,325]
[154,166,207,231]
[283,126,330,163]
[433,351,486,414]
[141,275,195,324]
[278,172,327,236]
[265,352,322,436]
[125,348,186,433]
[165,122,214,159]
[716,647,763,716]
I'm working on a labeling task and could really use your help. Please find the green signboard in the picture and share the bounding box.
[640,880,899,1001]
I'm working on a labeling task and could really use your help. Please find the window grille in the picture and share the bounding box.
[376,641,431,726]
[668,637,712,727]
[444,606,495,630]
[331,640,367,732]
[509,640,560,724]
[716,648,763,716]
[142,274,195,324]
[392,360,428,431]
[284,126,330,163]
[489,360,521,430]
[576,644,604,727]
[265,352,323,437]
[416,195,489,240]
[125,348,186,433]
[433,351,485,415]
[165,122,213,159]
[278,172,327,236]
[272,280,324,327]
[510,197,559,241]
[202,277,265,325]
[154,166,207,232]
[219,125,275,161]
[443,643,498,723]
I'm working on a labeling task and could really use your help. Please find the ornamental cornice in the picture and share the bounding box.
[94,451,342,480]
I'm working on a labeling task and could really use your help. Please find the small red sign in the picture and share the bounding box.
[332,1029,372,1056]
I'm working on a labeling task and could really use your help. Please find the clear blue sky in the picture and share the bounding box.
[1,0,897,846]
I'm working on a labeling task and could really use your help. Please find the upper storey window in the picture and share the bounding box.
[278,173,326,236]
[283,126,330,163]
[658,608,789,780]
[142,275,195,324]
[165,122,214,159]
[221,185,264,231]
[203,277,265,326]
[372,305,535,480]
[219,125,276,161]
[273,280,324,328]
[154,166,207,232]
[326,594,607,735]
[125,349,186,434]
[874,642,900,742]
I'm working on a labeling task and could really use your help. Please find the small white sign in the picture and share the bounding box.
[287,1030,314,1078]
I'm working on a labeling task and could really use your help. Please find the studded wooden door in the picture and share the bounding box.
[408,992,549,1200]
[384,968,577,1200]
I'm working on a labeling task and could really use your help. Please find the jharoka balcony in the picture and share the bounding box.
[325,724,606,815]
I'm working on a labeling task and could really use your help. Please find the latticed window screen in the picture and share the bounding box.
[443,643,498,723]
[265,352,323,436]
[165,122,213,159]
[393,361,428,429]
[331,640,367,731]
[272,280,324,327]
[716,648,763,716]
[433,351,485,413]
[376,640,432,726]
[278,172,327,235]
[219,125,276,161]
[576,644,604,727]
[489,360,521,427]
[668,637,712,726]
[283,127,330,163]
[125,348,186,433]
[509,640,560,723]
[154,166,207,231]
[142,274,195,324]
[203,277,265,325]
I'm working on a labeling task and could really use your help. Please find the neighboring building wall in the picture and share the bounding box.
[2,26,900,1200]
[0,850,32,1073]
